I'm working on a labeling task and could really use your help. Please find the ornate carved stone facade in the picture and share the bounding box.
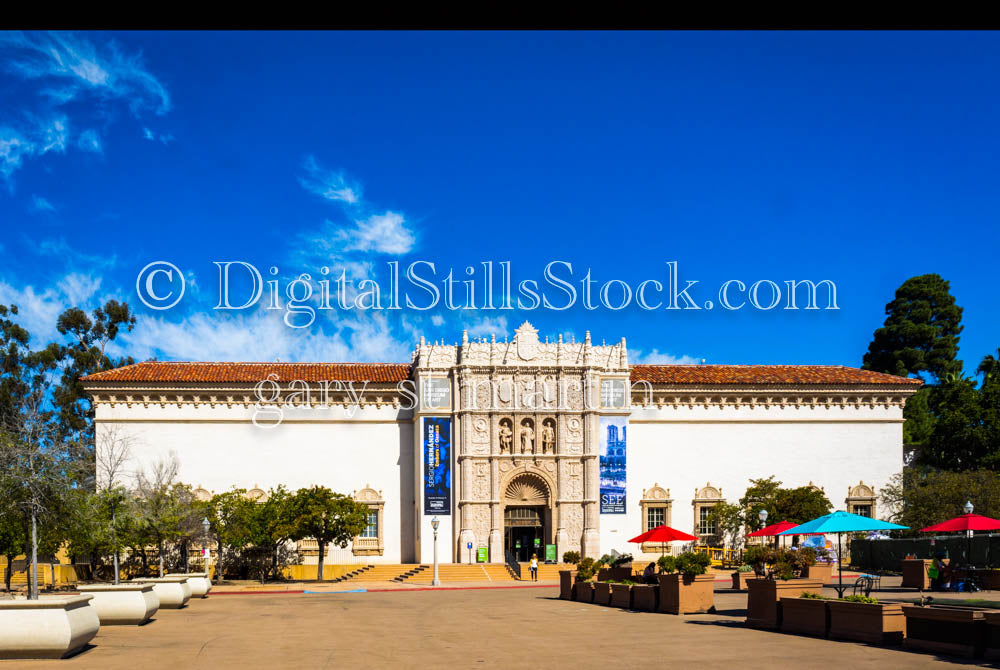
[412,321,630,562]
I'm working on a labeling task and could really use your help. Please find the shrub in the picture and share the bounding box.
[612,553,633,568]
[575,557,597,582]
[738,564,754,573]
[657,555,677,574]
[841,594,878,604]
[675,551,711,577]
[562,551,581,565]
[800,591,828,600]
[744,545,768,575]
[797,546,817,568]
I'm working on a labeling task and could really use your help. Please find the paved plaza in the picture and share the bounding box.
[2,582,994,669]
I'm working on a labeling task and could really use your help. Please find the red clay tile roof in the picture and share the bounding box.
[630,364,922,386]
[82,362,412,384]
[83,361,921,387]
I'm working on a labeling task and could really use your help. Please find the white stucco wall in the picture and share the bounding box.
[599,402,904,560]
[96,397,904,566]
[95,403,415,564]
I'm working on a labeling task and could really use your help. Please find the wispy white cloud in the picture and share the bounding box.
[121,309,413,364]
[630,348,700,365]
[0,128,35,178]
[35,236,118,271]
[0,272,104,346]
[299,156,361,205]
[297,156,416,260]
[142,127,174,145]
[77,128,102,153]
[0,32,171,180]
[2,31,170,115]
[37,115,68,154]
[31,194,55,212]
[465,316,509,339]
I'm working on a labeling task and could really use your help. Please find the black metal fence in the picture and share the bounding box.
[850,535,1000,572]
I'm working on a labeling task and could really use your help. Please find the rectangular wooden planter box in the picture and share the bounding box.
[900,559,932,590]
[571,582,594,604]
[745,579,824,629]
[828,600,904,645]
[559,570,576,600]
[779,597,829,638]
[610,583,633,609]
[731,571,756,590]
[981,611,1000,660]
[593,582,612,606]
[598,567,633,582]
[657,574,716,615]
[805,563,832,583]
[631,584,658,612]
[903,605,986,658]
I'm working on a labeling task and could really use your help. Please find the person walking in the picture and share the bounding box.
[530,554,539,581]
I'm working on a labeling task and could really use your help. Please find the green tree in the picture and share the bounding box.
[288,486,369,581]
[134,455,191,576]
[739,476,782,532]
[773,485,832,524]
[880,469,1000,534]
[862,273,963,381]
[51,300,135,469]
[919,374,990,470]
[706,502,745,551]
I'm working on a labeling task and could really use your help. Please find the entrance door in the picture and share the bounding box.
[504,506,544,562]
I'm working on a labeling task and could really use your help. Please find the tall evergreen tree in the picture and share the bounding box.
[52,300,135,472]
[863,273,963,381]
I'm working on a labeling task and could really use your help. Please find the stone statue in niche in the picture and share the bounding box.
[541,420,555,454]
[520,419,535,454]
[498,419,513,454]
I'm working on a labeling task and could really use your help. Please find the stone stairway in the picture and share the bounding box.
[337,564,425,583]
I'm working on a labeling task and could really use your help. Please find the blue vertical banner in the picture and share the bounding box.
[423,417,452,515]
[599,417,627,514]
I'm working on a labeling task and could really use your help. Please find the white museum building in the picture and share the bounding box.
[82,322,921,566]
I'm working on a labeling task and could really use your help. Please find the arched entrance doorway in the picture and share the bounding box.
[502,473,552,562]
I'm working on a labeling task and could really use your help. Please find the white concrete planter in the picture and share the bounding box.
[77,583,159,624]
[166,572,212,597]
[0,594,100,659]
[130,576,191,608]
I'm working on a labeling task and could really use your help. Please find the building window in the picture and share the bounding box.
[600,379,627,408]
[639,484,673,553]
[361,511,378,538]
[352,485,385,556]
[692,483,725,544]
[699,507,716,535]
[845,481,877,519]
[648,507,665,529]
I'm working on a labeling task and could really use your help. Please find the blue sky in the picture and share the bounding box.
[0,31,997,374]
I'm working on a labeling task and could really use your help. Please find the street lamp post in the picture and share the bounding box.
[964,502,974,567]
[759,509,771,548]
[202,517,211,576]
[431,516,441,586]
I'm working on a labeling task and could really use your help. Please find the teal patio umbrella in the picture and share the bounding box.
[778,510,908,594]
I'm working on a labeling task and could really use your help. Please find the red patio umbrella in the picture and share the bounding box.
[746,520,800,537]
[628,525,698,556]
[921,514,1000,567]
[920,514,1000,533]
